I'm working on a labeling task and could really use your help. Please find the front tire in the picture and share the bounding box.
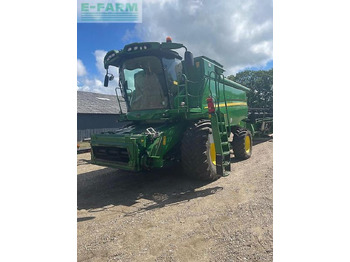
[181,120,220,181]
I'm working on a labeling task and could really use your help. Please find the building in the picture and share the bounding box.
[77,91,127,141]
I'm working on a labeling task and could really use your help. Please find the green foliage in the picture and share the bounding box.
[228,69,273,109]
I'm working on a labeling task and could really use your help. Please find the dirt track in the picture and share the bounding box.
[77,138,273,262]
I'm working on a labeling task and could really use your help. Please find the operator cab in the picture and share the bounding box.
[122,56,168,111]
[103,38,193,113]
[121,55,183,112]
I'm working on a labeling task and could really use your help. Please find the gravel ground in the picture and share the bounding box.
[77,138,273,262]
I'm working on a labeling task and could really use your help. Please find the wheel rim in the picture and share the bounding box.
[209,134,216,165]
[245,135,251,153]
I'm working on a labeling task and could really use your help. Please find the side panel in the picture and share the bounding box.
[199,57,248,127]
[143,121,188,168]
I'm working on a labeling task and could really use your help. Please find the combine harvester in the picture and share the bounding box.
[90,37,272,180]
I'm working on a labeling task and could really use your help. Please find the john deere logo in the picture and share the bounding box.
[77,0,142,23]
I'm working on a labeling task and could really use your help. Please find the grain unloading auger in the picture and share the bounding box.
[90,37,272,180]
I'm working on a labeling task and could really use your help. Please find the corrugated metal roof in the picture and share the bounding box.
[77,91,127,114]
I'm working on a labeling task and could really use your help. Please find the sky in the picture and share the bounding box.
[77,0,273,94]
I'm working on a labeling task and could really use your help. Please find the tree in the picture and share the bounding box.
[227,69,273,109]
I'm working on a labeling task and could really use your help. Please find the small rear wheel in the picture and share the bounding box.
[231,128,252,159]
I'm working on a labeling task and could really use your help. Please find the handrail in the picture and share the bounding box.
[115,86,124,114]
[204,71,232,132]
[220,74,231,132]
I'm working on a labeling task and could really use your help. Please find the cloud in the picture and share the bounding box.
[94,50,108,75]
[77,59,87,77]
[77,76,106,94]
[131,0,272,75]
[77,51,119,95]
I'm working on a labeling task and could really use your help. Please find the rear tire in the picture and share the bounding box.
[181,120,220,181]
[232,128,252,159]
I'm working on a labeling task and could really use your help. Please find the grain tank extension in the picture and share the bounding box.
[90,38,263,180]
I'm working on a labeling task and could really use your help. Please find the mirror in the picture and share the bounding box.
[184,51,194,67]
[104,74,109,87]
[104,73,114,87]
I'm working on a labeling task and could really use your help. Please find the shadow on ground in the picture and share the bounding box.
[78,166,221,214]
[77,138,271,214]
[77,216,95,222]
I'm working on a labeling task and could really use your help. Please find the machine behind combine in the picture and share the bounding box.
[90,37,272,180]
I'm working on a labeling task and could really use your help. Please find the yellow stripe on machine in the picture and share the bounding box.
[204,102,247,109]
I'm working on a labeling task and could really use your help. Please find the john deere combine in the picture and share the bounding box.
[90,37,272,180]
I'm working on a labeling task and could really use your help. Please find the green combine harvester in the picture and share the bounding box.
[90,37,272,180]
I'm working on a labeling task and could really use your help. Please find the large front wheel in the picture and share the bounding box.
[181,120,220,181]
